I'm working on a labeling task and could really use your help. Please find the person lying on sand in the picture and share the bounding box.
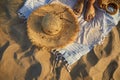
[73,0,96,21]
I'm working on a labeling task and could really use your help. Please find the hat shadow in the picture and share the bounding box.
[0,0,32,51]
[9,17,32,51]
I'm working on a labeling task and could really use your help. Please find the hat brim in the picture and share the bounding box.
[27,3,79,49]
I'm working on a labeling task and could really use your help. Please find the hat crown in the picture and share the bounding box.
[41,13,62,35]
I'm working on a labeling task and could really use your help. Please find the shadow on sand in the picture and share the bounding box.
[25,62,42,80]
[0,41,9,60]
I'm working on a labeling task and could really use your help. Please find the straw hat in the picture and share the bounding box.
[27,3,79,49]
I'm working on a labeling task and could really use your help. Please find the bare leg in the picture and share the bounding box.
[84,0,95,21]
[73,0,84,16]
[97,0,108,9]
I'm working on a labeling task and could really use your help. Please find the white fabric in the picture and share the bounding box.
[18,0,120,65]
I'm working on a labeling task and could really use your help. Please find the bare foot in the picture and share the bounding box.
[84,2,95,21]
[73,0,84,16]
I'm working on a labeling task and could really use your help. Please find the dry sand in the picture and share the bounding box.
[0,0,120,80]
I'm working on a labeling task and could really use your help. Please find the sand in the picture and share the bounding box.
[0,0,120,80]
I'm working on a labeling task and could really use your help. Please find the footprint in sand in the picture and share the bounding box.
[102,60,118,80]
[25,62,42,80]
[0,41,9,60]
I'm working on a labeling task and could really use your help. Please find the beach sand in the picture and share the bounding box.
[0,0,120,80]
